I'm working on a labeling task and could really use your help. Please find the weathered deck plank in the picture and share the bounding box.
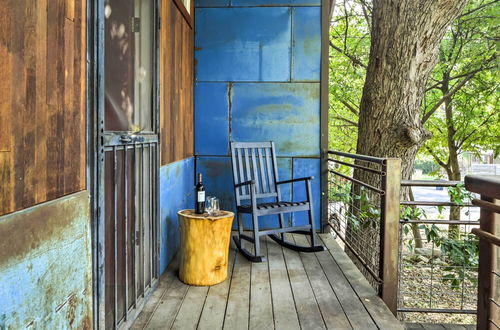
[223,247,251,329]
[133,233,408,330]
[249,237,274,330]
[313,236,378,329]
[320,234,405,330]
[171,285,209,330]
[281,237,326,329]
[131,258,178,329]
[293,234,352,329]
[198,245,237,330]
[267,235,301,330]
[145,274,189,329]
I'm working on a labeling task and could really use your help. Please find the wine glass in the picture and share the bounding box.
[205,196,214,215]
[211,198,220,216]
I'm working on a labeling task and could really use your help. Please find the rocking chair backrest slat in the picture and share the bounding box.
[265,147,276,193]
[231,142,279,205]
[257,148,267,193]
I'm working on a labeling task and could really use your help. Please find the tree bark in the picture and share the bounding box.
[356,0,467,180]
[442,72,462,239]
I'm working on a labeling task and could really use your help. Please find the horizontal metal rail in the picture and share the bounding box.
[397,307,477,314]
[328,158,385,175]
[328,170,385,194]
[401,201,474,207]
[401,180,462,187]
[328,150,387,164]
[400,219,480,225]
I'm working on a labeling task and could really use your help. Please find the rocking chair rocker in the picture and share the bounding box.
[230,141,325,262]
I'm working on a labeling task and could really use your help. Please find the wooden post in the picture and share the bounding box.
[178,210,234,286]
[476,196,500,330]
[380,158,401,315]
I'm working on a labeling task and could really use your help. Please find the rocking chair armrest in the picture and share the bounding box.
[235,180,256,188]
[276,176,314,185]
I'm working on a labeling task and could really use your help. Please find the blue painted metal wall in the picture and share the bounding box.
[159,157,195,273]
[194,0,322,229]
[0,191,92,329]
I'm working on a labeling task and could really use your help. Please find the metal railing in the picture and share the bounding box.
[327,150,401,314]
[397,180,480,324]
[465,175,500,330]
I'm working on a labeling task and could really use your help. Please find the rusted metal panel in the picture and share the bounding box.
[292,7,321,81]
[159,157,195,273]
[0,191,92,329]
[195,7,291,82]
[194,83,230,156]
[231,83,320,157]
[292,158,321,227]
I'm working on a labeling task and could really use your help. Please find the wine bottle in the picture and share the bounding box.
[195,173,205,214]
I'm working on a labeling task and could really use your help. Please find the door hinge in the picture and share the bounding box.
[157,15,161,30]
[135,230,140,246]
[131,17,140,33]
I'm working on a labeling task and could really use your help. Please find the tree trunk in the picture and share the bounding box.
[409,188,424,249]
[356,0,467,179]
[348,0,466,280]
[442,72,462,239]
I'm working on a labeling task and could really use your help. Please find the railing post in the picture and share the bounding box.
[380,158,401,315]
[476,195,499,330]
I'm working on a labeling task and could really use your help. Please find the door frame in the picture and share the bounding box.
[87,0,161,328]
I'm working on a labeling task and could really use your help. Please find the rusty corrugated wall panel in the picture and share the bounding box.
[0,191,92,329]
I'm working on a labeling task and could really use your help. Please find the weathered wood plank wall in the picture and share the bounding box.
[160,0,194,165]
[0,0,86,216]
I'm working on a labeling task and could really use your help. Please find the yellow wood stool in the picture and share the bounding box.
[178,209,234,286]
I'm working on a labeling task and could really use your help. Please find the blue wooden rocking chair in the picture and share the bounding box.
[230,141,325,262]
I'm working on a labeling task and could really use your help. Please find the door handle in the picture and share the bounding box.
[120,135,132,143]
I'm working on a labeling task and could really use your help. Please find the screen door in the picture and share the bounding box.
[98,0,159,328]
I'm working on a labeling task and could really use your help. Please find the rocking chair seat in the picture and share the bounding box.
[237,201,310,215]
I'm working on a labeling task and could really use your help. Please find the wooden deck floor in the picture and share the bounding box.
[131,233,404,330]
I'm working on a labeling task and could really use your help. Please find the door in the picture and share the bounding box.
[97,0,159,328]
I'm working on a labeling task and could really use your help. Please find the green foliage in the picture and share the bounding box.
[329,0,500,172]
[447,184,474,206]
[414,160,441,175]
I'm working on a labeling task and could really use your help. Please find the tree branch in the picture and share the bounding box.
[422,73,476,124]
[425,145,449,169]
[338,98,359,115]
[426,65,496,91]
[332,116,358,127]
[457,112,498,148]
[329,40,367,68]
[459,0,500,18]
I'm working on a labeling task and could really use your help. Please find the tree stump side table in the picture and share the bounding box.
[178,209,234,286]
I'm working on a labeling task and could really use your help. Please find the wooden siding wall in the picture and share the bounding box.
[160,0,194,165]
[0,0,86,216]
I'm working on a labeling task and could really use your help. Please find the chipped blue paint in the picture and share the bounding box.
[195,8,291,82]
[195,83,229,156]
[0,191,92,329]
[159,157,195,274]
[292,158,321,227]
[231,83,320,157]
[292,7,321,81]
